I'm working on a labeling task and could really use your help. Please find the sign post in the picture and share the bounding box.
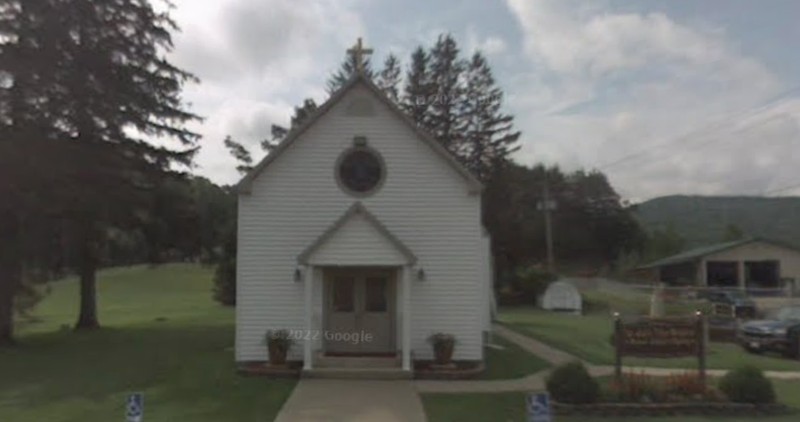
[126,393,144,422]
[613,313,707,387]
[526,392,552,422]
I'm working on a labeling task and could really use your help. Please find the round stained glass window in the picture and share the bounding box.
[336,147,384,196]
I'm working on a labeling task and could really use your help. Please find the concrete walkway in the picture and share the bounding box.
[414,323,800,393]
[275,379,426,422]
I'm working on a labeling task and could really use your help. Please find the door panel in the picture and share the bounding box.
[325,275,359,353]
[360,275,393,353]
[324,269,395,355]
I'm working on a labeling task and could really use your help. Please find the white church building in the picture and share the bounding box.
[235,58,492,376]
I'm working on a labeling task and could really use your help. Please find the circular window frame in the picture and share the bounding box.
[334,145,386,197]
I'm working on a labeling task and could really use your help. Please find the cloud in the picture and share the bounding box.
[505,0,797,199]
[465,27,508,56]
[164,0,367,184]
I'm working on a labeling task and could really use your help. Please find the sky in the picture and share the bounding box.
[162,0,800,201]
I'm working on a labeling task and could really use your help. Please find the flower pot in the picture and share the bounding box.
[268,342,288,366]
[433,341,455,365]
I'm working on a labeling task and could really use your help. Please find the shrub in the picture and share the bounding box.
[213,227,237,306]
[213,256,236,306]
[516,265,558,304]
[718,366,775,404]
[546,361,599,404]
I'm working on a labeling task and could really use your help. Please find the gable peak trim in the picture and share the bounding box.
[236,73,482,195]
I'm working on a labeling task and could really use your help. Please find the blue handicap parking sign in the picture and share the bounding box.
[126,393,144,422]
[526,392,551,422]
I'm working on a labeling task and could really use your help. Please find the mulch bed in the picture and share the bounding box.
[237,361,302,378]
[237,360,487,380]
[553,401,791,417]
[413,360,485,380]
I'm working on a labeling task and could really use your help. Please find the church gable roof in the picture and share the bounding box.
[236,73,482,194]
[297,202,417,266]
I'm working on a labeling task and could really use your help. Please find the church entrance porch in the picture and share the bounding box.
[302,263,412,374]
[324,268,396,355]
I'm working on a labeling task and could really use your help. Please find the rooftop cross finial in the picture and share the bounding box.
[347,37,373,73]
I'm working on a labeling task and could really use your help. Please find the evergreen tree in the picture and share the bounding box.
[224,136,254,175]
[327,53,373,94]
[0,0,65,344]
[461,52,521,180]
[268,98,318,144]
[64,0,200,330]
[427,34,466,153]
[401,47,433,128]
[1,0,201,331]
[376,54,402,102]
[290,99,318,128]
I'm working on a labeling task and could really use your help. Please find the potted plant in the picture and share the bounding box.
[264,329,294,366]
[428,333,456,366]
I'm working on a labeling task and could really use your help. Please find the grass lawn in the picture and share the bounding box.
[499,307,800,371]
[422,379,800,422]
[0,263,296,422]
[481,333,550,380]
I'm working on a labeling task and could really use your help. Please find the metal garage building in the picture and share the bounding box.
[640,238,800,293]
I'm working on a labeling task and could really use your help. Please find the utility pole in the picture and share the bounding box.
[537,181,557,272]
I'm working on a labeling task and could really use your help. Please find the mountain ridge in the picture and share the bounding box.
[634,195,800,248]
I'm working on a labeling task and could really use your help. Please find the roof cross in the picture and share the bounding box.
[347,37,373,73]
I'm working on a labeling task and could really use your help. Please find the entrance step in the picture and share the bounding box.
[315,354,400,369]
[302,367,412,380]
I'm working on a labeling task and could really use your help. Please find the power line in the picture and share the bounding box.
[597,86,800,172]
[763,182,800,196]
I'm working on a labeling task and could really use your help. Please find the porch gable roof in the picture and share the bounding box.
[297,202,418,266]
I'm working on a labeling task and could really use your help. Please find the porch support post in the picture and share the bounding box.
[737,261,746,291]
[698,259,707,287]
[303,265,313,370]
[402,265,411,371]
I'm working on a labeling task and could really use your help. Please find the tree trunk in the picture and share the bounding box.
[0,213,22,346]
[0,280,15,346]
[74,219,100,330]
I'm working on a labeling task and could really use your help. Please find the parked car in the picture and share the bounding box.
[738,306,800,357]
[705,290,757,318]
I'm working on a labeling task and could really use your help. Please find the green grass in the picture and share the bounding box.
[581,289,713,316]
[0,263,296,422]
[499,307,800,371]
[422,379,800,422]
[481,333,550,380]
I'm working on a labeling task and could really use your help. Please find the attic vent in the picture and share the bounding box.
[345,96,375,116]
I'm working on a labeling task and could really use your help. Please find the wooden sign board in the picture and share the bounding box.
[614,315,707,387]
[620,318,699,358]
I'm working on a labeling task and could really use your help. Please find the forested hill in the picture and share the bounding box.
[634,195,800,248]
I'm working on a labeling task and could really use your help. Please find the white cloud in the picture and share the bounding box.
[166,0,366,185]
[505,0,797,200]
[465,27,507,56]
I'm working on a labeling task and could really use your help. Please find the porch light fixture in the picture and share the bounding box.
[416,267,426,281]
[294,267,303,282]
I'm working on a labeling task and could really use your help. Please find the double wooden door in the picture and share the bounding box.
[324,268,395,355]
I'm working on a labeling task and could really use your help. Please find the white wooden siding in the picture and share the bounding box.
[305,212,409,266]
[237,83,487,362]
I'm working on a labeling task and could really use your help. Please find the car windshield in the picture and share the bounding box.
[772,307,800,321]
